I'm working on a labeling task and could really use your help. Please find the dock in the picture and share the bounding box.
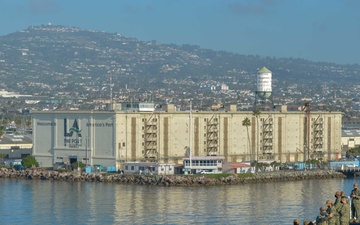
[335,165,360,177]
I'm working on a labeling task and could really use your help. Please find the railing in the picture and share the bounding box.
[335,164,360,172]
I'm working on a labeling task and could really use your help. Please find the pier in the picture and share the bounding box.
[335,164,360,177]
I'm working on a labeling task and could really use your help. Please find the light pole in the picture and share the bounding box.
[76,133,80,173]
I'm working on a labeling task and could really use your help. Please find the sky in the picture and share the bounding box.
[0,0,360,65]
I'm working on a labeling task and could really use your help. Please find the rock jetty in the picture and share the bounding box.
[0,168,345,186]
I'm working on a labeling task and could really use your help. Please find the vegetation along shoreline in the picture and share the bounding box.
[0,168,346,186]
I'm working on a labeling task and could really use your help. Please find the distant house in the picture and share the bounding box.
[221,84,229,91]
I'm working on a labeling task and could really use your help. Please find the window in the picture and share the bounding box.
[131,166,134,170]
[125,166,128,170]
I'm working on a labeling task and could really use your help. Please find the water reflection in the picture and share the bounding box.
[0,177,357,224]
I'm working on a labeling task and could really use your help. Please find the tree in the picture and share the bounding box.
[0,130,4,137]
[257,162,267,172]
[0,153,6,165]
[14,116,22,127]
[242,117,251,161]
[2,120,8,127]
[252,109,261,162]
[270,160,281,170]
[22,156,39,168]
[25,119,32,128]
[71,161,85,170]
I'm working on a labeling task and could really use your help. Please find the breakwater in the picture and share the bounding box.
[0,168,345,186]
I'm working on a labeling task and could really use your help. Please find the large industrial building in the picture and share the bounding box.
[32,105,342,169]
[32,67,342,169]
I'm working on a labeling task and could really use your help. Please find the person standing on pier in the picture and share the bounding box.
[316,206,331,225]
[351,183,360,222]
[339,196,350,225]
[326,199,338,225]
[334,191,341,206]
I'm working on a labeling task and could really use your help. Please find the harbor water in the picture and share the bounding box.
[0,177,358,224]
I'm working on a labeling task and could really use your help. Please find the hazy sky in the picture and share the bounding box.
[1,0,359,65]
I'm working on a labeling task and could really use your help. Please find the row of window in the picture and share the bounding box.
[184,160,221,167]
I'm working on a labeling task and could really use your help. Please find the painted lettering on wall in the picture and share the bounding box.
[64,118,82,148]
[86,122,113,127]
[37,122,56,126]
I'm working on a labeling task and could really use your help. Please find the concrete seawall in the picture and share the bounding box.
[0,168,345,186]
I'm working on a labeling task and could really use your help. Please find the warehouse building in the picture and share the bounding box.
[32,105,342,169]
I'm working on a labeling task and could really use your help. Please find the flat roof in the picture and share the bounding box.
[0,134,33,145]
[124,162,175,166]
[183,156,225,160]
[342,129,360,137]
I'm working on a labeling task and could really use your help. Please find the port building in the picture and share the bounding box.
[31,104,342,169]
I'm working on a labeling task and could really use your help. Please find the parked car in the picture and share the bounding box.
[198,170,213,174]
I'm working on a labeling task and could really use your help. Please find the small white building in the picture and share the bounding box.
[123,162,175,175]
[183,156,224,174]
[341,129,360,151]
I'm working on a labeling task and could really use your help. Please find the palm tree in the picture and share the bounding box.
[14,116,22,128]
[270,160,281,171]
[242,117,251,161]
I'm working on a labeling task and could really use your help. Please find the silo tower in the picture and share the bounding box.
[254,67,274,110]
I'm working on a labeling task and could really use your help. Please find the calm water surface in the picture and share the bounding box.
[0,177,357,224]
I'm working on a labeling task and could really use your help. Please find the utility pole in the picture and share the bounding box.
[189,101,192,174]
[109,73,113,110]
[85,136,88,166]
[303,101,311,161]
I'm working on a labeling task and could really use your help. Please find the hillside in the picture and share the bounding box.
[0,25,359,108]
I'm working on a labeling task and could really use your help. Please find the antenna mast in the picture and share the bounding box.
[110,73,113,110]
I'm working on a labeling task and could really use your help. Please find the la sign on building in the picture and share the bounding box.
[32,111,116,168]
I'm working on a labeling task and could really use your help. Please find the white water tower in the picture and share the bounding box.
[254,67,274,110]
